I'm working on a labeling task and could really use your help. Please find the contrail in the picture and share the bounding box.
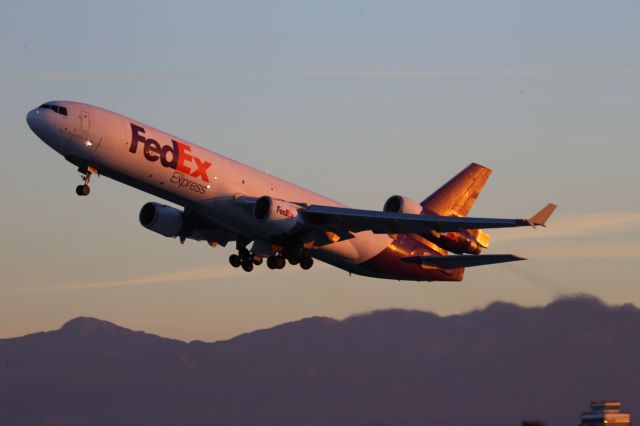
[524,242,640,260]
[10,262,326,293]
[7,212,638,292]
[495,212,640,261]
[497,212,640,242]
[12,264,242,293]
[280,69,640,78]
[2,69,640,84]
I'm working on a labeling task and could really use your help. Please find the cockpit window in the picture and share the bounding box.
[39,104,67,116]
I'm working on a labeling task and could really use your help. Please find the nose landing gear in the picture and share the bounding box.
[75,167,97,197]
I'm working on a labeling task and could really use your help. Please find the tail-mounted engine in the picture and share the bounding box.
[253,196,303,235]
[383,195,490,254]
[383,195,423,215]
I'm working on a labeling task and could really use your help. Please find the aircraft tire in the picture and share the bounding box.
[267,256,277,269]
[275,256,286,269]
[252,256,263,266]
[76,185,90,196]
[300,257,313,270]
[241,258,254,272]
[229,254,241,268]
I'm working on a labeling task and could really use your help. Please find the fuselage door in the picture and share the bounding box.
[81,111,91,132]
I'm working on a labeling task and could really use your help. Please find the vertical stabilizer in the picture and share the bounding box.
[421,163,492,217]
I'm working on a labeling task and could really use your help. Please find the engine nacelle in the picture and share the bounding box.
[383,195,423,215]
[139,202,184,238]
[253,196,303,235]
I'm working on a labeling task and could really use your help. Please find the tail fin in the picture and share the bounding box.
[421,163,492,217]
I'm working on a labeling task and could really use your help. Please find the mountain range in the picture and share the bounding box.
[1,294,638,426]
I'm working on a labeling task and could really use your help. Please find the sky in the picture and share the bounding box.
[1,1,639,341]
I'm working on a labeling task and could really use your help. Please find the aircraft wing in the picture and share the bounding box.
[301,203,556,234]
[402,254,525,268]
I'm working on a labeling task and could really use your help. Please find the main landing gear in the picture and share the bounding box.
[228,248,314,272]
[228,248,263,272]
[75,167,95,196]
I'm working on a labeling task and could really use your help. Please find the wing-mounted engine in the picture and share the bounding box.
[383,195,423,215]
[139,202,231,245]
[253,196,304,235]
[139,202,184,237]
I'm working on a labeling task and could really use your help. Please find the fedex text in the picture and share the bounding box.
[129,124,212,194]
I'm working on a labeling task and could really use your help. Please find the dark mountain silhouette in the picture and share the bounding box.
[1,295,638,426]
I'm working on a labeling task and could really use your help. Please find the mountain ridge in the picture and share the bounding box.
[4,293,628,344]
[0,294,638,426]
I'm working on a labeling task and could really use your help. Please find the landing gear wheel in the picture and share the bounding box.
[75,184,90,196]
[241,258,254,272]
[275,256,286,269]
[288,254,300,265]
[75,167,94,196]
[267,256,277,270]
[300,256,314,270]
[252,256,263,266]
[229,254,241,268]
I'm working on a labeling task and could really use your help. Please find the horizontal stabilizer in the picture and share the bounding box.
[402,254,526,268]
[528,203,557,227]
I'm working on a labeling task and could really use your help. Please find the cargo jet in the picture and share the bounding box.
[26,101,556,281]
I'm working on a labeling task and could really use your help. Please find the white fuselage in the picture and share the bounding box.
[27,101,394,274]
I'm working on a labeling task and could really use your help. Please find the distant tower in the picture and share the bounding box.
[580,400,631,425]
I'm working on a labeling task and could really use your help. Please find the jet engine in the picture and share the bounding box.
[253,196,303,235]
[383,196,490,254]
[139,202,184,238]
[383,195,423,215]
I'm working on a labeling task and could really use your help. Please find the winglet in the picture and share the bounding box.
[528,203,557,227]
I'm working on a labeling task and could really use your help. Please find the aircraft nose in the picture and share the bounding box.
[26,108,41,131]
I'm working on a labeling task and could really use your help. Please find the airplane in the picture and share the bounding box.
[26,101,556,282]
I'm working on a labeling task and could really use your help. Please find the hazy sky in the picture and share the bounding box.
[1,1,639,341]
